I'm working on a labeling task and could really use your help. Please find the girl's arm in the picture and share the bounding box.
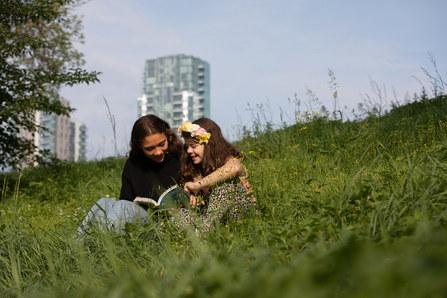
[184,157,243,194]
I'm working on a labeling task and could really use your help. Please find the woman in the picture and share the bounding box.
[76,115,183,236]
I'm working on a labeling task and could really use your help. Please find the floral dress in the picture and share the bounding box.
[171,166,256,233]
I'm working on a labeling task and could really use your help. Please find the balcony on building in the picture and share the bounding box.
[173,103,182,111]
[173,94,183,103]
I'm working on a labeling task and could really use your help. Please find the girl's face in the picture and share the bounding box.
[185,139,205,165]
[140,133,168,163]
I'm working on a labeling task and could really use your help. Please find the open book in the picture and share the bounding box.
[134,185,190,209]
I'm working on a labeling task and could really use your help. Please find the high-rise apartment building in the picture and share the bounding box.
[137,54,210,127]
[37,97,72,160]
[69,120,87,162]
[20,97,87,162]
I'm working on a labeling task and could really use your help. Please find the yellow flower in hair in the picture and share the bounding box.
[178,121,211,144]
[178,121,191,133]
[196,132,211,144]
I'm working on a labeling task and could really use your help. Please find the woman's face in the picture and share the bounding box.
[140,133,169,163]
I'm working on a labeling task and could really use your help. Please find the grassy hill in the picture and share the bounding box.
[0,95,446,297]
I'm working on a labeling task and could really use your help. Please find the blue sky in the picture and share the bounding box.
[60,0,447,159]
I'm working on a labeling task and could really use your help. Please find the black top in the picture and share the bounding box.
[119,153,181,202]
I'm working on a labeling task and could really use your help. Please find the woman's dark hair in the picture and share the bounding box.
[180,117,241,183]
[128,115,182,158]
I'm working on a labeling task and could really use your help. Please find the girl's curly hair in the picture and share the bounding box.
[180,117,241,183]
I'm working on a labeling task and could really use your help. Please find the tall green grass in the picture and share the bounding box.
[0,94,446,297]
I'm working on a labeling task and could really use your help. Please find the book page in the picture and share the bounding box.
[133,197,159,206]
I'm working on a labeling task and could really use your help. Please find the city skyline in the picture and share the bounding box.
[60,0,447,159]
[19,97,88,163]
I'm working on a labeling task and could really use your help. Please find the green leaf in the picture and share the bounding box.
[413,209,422,220]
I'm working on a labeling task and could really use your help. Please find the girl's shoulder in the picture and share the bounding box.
[231,158,249,182]
[223,156,246,176]
[240,163,249,180]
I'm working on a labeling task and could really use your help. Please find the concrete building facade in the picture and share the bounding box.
[138,54,210,128]
[69,120,87,162]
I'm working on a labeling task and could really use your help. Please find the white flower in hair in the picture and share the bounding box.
[184,123,200,135]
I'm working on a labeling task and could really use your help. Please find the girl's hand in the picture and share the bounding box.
[189,193,199,208]
[185,183,205,207]
[184,181,201,193]
[190,195,205,207]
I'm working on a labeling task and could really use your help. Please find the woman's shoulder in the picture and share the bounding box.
[125,153,180,171]
[123,155,153,172]
[124,154,143,166]
[164,152,180,163]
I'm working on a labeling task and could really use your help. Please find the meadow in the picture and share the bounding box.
[0,90,447,297]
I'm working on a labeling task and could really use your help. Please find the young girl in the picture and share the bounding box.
[172,118,256,232]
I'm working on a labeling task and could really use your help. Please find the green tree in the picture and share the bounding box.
[0,0,100,169]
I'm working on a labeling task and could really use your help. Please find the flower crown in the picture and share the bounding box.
[178,121,211,144]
